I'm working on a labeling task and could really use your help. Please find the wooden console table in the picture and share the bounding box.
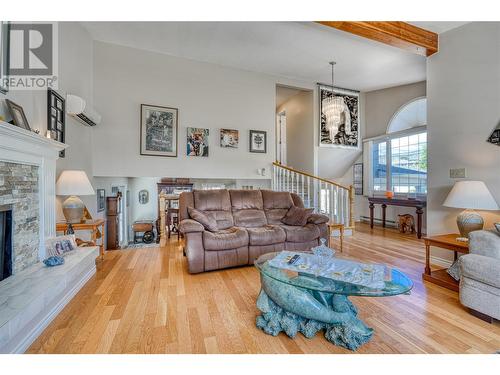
[56,219,105,260]
[367,197,426,238]
[422,234,469,291]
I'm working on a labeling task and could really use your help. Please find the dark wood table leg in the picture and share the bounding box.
[381,204,387,228]
[416,207,423,239]
[425,243,431,275]
[369,202,374,229]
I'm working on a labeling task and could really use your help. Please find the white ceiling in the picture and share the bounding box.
[81,22,430,92]
[409,21,469,34]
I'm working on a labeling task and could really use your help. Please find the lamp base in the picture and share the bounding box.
[457,210,484,238]
[62,195,85,224]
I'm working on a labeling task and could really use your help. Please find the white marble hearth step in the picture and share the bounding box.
[0,246,98,353]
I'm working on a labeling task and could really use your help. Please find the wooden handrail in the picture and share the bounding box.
[272,162,350,190]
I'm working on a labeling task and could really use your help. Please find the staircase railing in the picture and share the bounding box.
[272,162,354,227]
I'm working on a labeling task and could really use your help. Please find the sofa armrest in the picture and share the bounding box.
[460,253,500,288]
[307,213,329,225]
[469,230,500,259]
[179,219,205,234]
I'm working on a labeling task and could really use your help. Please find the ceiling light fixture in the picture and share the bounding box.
[322,61,351,140]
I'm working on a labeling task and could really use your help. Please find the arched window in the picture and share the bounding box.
[387,97,427,134]
[369,97,427,196]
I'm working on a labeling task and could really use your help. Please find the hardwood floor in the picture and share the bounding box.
[27,223,500,354]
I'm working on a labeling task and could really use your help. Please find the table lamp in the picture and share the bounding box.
[443,180,499,238]
[56,170,95,224]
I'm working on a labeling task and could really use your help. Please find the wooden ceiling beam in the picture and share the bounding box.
[316,21,438,57]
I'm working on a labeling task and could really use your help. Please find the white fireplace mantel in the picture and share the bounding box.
[0,120,67,259]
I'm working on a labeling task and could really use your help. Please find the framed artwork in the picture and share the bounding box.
[319,84,360,148]
[353,163,363,195]
[5,99,31,131]
[220,128,239,148]
[47,88,66,157]
[249,130,266,153]
[45,235,77,257]
[187,127,209,157]
[138,189,149,204]
[97,189,105,212]
[140,104,178,157]
[0,22,9,95]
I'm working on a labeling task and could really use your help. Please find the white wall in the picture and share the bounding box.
[0,22,96,221]
[91,41,278,180]
[277,90,314,173]
[427,22,500,240]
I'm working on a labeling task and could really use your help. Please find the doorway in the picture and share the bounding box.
[275,85,314,172]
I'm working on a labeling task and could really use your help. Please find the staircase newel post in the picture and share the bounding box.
[349,185,355,229]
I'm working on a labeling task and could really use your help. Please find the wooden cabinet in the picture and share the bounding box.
[106,195,121,250]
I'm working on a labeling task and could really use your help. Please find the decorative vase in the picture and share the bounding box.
[456,210,484,238]
[62,195,85,224]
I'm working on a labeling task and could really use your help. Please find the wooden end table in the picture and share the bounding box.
[422,234,469,291]
[328,223,344,252]
[56,219,106,261]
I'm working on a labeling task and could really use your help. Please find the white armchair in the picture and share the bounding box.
[459,230,500,322]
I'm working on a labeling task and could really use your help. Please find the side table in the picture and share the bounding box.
[422,234,469,291]
[327,223,344,252]
[56,219,106,261]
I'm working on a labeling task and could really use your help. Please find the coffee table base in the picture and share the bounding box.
[256,285,373,351]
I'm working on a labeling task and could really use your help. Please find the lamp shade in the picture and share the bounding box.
[56,170,95,196]
[443,180,499,210]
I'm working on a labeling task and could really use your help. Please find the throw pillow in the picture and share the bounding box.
[281,206,314,226]
[188,206,218,232]
[45,234,77,257]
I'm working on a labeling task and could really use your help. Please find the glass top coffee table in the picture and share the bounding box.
[254,252,413,351]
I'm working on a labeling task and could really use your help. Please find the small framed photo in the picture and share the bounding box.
[220,128,239,148]
[5,99,31,131]
[353,163,363,195]
[187,127,209,156]
[97,189,106,212]
[249,130,266,153]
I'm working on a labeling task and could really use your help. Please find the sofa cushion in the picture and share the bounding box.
[232,209,267,228]
[307,213,329,225]
[265,208,290,225]
[193,189,231,211]
[229,190,263,210]
[188,207,218,232]
[281,224,320,243]
[261,190,294,209]
[281,206,314,226]
[203,227,249,251]
[247,225,286,246]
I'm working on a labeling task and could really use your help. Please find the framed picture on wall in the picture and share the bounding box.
[187,127,209,156]
[353,163,363,195]
[47,88,66,157]
[97,189,106,212]
[220,128,239,148]
[319,84,360,148]
[140,104,178,157]
[249,130,266,153]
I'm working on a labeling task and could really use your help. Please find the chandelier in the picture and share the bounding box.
[322,61,351,139]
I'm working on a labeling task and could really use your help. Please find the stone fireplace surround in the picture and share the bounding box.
[0,120,98,353]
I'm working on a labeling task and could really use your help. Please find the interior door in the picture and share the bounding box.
[277,111,287,165]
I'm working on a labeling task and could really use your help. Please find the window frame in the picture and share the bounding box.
[368,125,427,198]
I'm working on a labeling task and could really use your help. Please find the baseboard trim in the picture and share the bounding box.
[430,255,453,269]
[12,265,96,354]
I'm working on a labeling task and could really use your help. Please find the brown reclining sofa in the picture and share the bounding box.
[179,189,329,274]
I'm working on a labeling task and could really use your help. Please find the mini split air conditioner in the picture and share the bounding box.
[66,94,101,126]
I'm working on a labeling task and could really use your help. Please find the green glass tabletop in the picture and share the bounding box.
[254,252,413,297]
